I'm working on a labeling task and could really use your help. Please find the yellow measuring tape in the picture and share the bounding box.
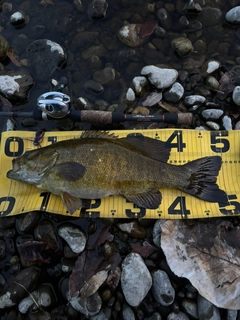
[0,129,240,219]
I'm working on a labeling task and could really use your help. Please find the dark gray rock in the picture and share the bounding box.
[27,39,66,81]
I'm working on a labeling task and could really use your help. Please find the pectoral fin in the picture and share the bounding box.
[124,190,162,209]
[53,162,86,181]
[61,192,83,214]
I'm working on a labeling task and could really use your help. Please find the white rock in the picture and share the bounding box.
[232,86,240,106]
[164,82,184,103]
[151,270,175,306]
[141,65,178,89]
[222,115,232,130]
[201,109,223,119]
[184,95,205,106]
[58,223,86,254]
[132,76,148,95]
[121,252,152,307]
[206,121,220,130]
[126,88,135,102]
[226,6,240,25]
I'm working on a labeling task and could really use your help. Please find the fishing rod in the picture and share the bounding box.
[0,78,193,126]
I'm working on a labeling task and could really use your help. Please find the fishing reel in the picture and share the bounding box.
[37,91,71,119]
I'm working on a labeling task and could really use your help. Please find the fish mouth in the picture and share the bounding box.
[7,169,20,180]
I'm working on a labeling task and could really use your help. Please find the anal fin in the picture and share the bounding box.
[124,190,162,209]
[61,192,83,214]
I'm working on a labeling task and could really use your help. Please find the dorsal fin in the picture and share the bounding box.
[80,131,118,139]
[123,133,171,163]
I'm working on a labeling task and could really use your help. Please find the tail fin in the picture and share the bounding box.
[182,156,228,204]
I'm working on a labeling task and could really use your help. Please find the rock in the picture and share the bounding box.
[206,121,220,130]
[69,291,102,317]
[117,221,147,239]
[0,69,34,101]
[125,88,136,105]
[205,76,219,90]
[27,39,66,81]
[81,45,107,60]
[182,299,198,319]
[151,270,175,306]
[226,6,240,25]
[197,295,221,320]
[232,86,240,106]
[121,252,152,307]
[88,0,108,20]
[153,220,165,248]
[171,37,193,57]
[183,0,202,15]
[141,65,178,89]
[184,95,205,107]
[199,6,222,26]
[118,24,146,48]
[160,219,240,309]
[235,120,240,130]
[0,267,39,308]
[157,8,172,30]
[0,35,8,59]
[167,311,190,320]
[10,11,27,27]
[83,80,104,93]
[16,211,41,233]
[163,82,184,103]
[227,310,238,320]
[201,60,221,76]
[222,115,232,130]
[93,67,119,85]
[122,303,135,320]
[132,76,148,96]
[201,109,223,119]
[58,223,86,254]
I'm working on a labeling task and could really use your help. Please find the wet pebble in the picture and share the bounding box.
[151,270,175,306]
[121,252,152,307]
[167,311,190,320]
[197,295,221,320]
[93,67,119,85]
[69,291,102,317]
[132,76,148,96]
[141,65,178,89]
[58,223,86,254]
[81,45,107,60]
[122,303,135,320]
[83,80,104,94]
[171,37,193,57]
[201,60,221,76]
[125,88,136,105]
[184,95,206,107]
[232,86,240,106]
[222,115,232,130]
[117,220,147,239]
[10,11,27,27]
[206,121,220,130]
[201,109,223,120]
[163,82,184,103]
[182,299,198,319]
[226,6,240,25]
[88,0,108,20]
[17,212,41,233]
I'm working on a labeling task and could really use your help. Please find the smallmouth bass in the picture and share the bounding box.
[7,131,228,214]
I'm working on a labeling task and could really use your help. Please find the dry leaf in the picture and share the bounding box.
[161,219,240,309]
[158,101,180,113]
[80,268,110,299]
[142,92,162,107]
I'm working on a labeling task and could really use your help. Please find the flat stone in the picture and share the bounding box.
[121,252,152,307]
[141,65,178,89]
[226,6,240,25]
[151,270,175,306]
[58,223,86,254]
